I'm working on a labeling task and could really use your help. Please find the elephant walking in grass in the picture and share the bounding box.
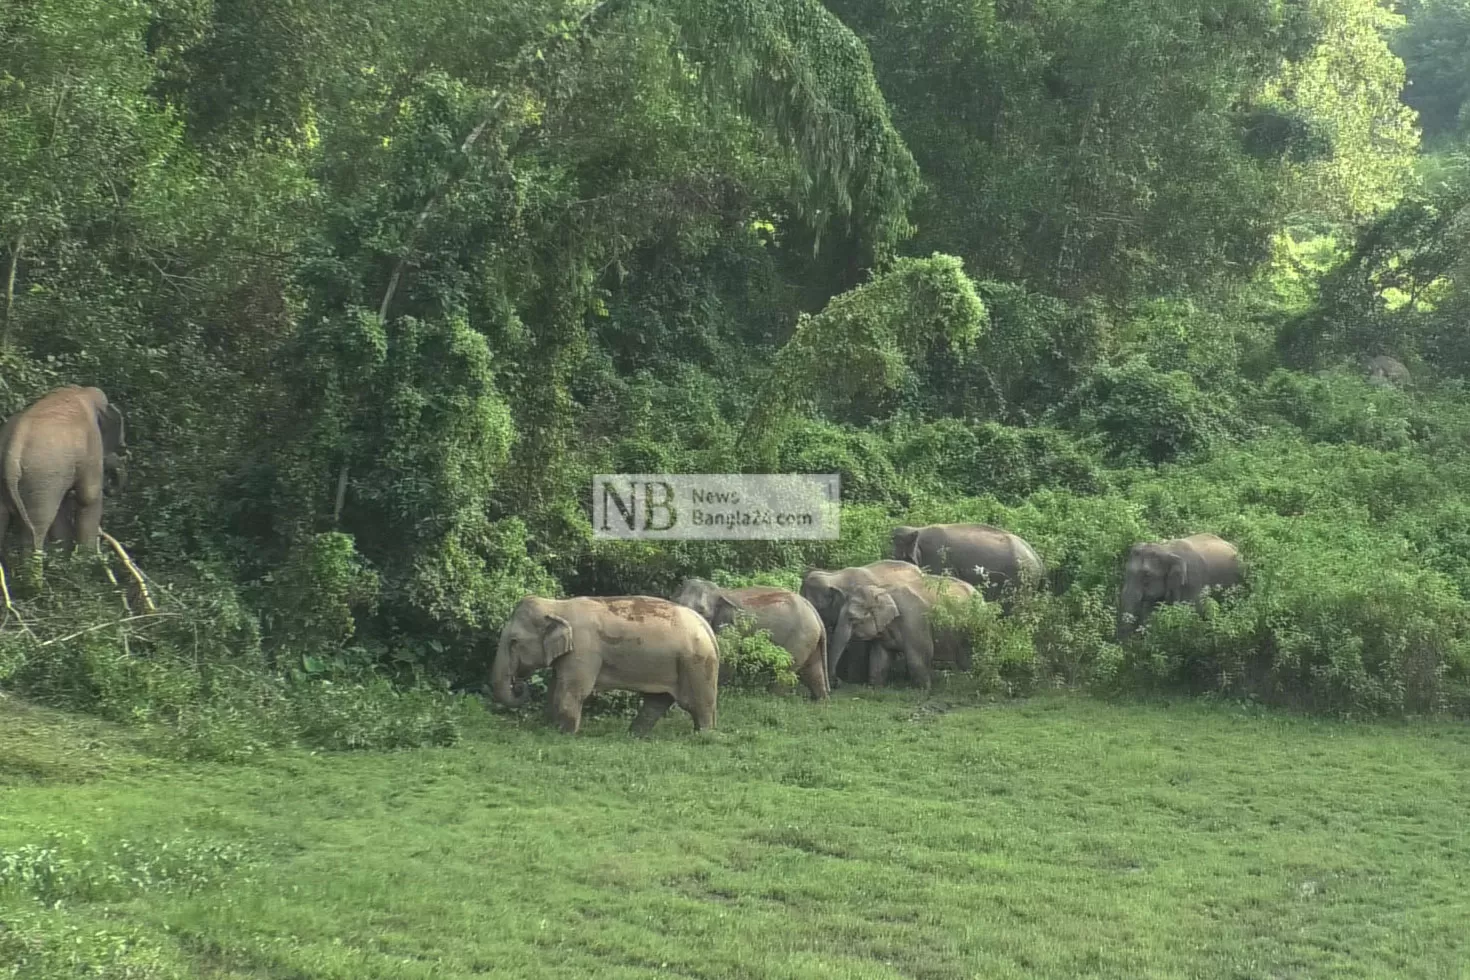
[1117,533,1241,640]
[801,560,927,684]
[828,575,976,691]
[891,523,1044,602]
[672,577,829,699]
[0,386,126,569]
[492,595,719,735]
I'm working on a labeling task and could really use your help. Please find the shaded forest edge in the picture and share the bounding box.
[2,0,1470,755]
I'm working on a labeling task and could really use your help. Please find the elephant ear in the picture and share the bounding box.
[1164,554,1187,602]
[97,403,126,453]
[869,589,902,635]
[540,615,574,664]
[893,527,921,565]
[711,594,742,629]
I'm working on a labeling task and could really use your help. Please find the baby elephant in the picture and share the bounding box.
[1117,533,1241,640]
[492,595,719,735]
[672,577,829,699]
[830,576,976,691]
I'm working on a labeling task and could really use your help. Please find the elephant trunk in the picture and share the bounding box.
[104,453,128,496]
[491,631,528,708]
[1116,587,1144,641]
[829,616,853,679]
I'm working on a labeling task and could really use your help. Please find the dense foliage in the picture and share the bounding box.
[2,0,1469,749]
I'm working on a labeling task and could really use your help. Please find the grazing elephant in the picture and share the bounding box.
[49,452,127,550]
[491,595,719,735]
[1117,533,1241,640]
[801,560,927,683]
[1366,354,1410,387]
[0,386,126,566]
[672,577,829,699]
[828,576,976,691]
[891,523,1044,601]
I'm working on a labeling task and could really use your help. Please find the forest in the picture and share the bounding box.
[3,0,1470,754]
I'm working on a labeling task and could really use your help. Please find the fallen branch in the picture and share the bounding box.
[98,530,157,614]
[38,612,179,648]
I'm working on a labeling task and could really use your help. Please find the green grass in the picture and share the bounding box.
[3,689,1469,979]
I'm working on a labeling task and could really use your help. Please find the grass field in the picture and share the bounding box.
[2,689,1468,979]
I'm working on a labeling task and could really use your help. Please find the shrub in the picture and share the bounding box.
[715,617,797,692]
[892,419,1107,501]
[1056,357,1235,464]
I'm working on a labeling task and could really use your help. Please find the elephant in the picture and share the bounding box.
[827,576,977,692]
[49,452,128,550]
[1116,533,1241,640]
[672,577,829,699]
[0,386,126,567]
[891,523,1044,602]
[491,594,719,735]
[1366,354,1410,387]
[801,560,927,683]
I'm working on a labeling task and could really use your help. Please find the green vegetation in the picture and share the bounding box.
[9,1,1470,970]
[4,694,1469,978]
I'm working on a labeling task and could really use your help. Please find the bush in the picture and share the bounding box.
[715,617,798,692]
[1056,357,1235,465]
[892,419,1107,502]
[1111,532,1470,717]
[1257,369,1417,449]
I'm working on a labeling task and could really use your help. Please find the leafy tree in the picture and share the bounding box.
[1395,0,1470,145]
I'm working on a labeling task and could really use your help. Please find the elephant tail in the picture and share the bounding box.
[814,628,830,694]
[0,435,35,542]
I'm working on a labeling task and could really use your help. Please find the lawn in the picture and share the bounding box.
[2,690,1468,979]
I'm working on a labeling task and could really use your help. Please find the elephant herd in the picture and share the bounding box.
[0,385,127,568]
[493,522,1243,735]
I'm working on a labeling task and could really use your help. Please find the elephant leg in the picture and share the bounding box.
[836,639,870,685]
[684,694,716,733]
[798,656,829,701]
[71,492,103,555]
[867,646,892,687]
[548,672,589,734]
[904,647,932,693]
[630,693,676,736]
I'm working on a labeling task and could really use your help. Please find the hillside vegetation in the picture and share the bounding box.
[2,0,1470,750]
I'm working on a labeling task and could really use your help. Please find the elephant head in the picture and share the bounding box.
[830,584,901,674]
[800,569,849,629]
[891,526,922,565]
[1117,543,1185,640]
[492,598,573,708]
[672,577,741,629]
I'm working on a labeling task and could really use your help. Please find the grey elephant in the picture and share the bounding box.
[49,452,128,550]
[492,595,719,735]
[672,577,829,699]
[0,386,126,566]
[1117,533,1241,640]
[801,560,927,683]
[891,523,1044,602]
[1365,354,1410,387]
[828,575,977,691]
